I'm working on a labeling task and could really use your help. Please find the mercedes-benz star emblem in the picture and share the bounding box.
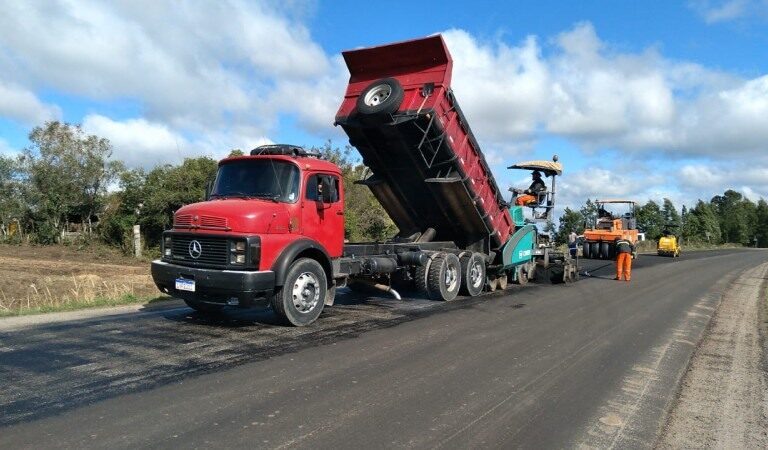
[188,240,202,259]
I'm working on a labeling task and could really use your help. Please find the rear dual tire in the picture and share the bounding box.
[427,253,462,301]
[460,253,486,297]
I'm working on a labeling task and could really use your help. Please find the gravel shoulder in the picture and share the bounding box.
[657,262,768,448]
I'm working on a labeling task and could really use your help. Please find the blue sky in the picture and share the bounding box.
[1,0,767,211]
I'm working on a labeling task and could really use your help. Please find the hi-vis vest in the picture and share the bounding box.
[615,239,633,254]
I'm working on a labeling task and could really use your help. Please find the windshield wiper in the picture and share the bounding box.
[251,193,280,203]
[210,191,279,202]
[213,191,254,199]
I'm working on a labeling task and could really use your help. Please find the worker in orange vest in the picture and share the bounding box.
[614,238,635,281]
[514,171,546,206]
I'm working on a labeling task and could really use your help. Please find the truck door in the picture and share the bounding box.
[303,173,344,257]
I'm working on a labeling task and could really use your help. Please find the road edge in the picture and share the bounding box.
[655,262,768,448]
[0,298,186,332]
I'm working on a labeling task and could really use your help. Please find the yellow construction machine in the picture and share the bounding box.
[657,225,681,257]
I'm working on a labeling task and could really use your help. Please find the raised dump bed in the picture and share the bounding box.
[335,35,513,252]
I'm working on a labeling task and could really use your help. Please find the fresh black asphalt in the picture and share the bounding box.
[0,249,765,448]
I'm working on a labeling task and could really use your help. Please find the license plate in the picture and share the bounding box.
[175,278,195,292]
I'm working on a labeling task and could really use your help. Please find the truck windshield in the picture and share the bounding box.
[210,159,300,203]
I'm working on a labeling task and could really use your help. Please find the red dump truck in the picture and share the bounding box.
[151,35,576,326]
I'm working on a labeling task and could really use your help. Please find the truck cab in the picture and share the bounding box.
[151,145,344,324]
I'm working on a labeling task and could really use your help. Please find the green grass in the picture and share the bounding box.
[0,294,173,318]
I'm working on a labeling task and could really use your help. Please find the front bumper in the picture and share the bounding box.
[151,260,276,308]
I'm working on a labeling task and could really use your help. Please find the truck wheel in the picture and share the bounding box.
[582,242,590,259]
[590,242,600,259]
[460,253,485,297]
[486,275,499,292]
[497,273,509,290]
[514,265,528,285]
[184,299,225,314]
[427,253,461,301]
[600,242,612,259]
[357,78,404,116]
[414,258,432,297]
[270,258,327,326]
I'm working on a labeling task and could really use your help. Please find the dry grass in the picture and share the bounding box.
[0,243,168,317]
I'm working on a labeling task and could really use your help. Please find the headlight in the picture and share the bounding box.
[230,239,246,264]
[164,236,172,257]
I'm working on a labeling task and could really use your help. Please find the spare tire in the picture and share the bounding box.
[357,78,404,116]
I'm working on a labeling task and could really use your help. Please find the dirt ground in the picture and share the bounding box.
[0,244,158,312]
[657,262,768,448]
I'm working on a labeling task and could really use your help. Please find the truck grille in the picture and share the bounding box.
[174,214,229,230]
[171,235,229,266]
[200,215,227,228]
[174,214,193,227]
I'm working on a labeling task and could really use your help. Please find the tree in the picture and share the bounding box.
[228,149,244,157]
[556,207,584,245]
[0,155,25,238]
[661,198,681,229]
[20,121,119,240]
[756,200,768,247]
[580,199,598,229]
[100,157,218,249]
[636,200,664,241]
[140,157,219,246]
[711,190,753,244]
[314,141,397,241]
[683,200,721,244]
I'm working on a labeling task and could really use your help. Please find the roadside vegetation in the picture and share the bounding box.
[0,243,168,317]
[556,195,768,248]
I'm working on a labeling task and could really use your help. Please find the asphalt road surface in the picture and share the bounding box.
[1,249,766,448]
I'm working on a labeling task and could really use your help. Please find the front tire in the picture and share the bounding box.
[270,258,327,326]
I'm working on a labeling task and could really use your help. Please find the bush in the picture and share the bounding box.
[30,222,59,245]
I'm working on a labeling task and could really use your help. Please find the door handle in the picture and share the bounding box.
[336,211,344,215]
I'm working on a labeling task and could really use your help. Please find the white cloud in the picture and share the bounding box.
[82,115,191,168]
[688,0,759,23]
[444,29,550,147]
[82,114,273,168]
[439,23,768,162]
[0,0,337,155]
[0,80,60,125]
[267,55,349,135]
[680,163,768,200]
[560,168,662,203]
